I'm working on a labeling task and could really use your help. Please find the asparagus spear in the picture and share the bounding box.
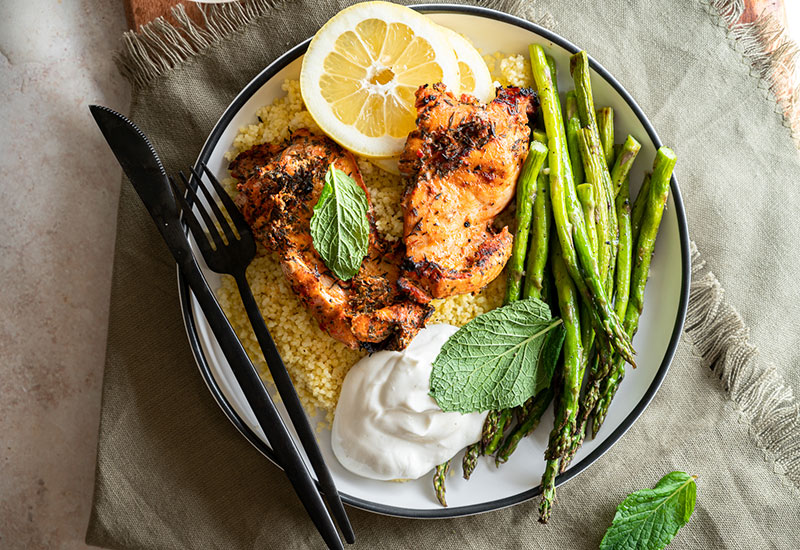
[544,241,584,460]
[489,137,550,459]
[628,147,676,328]
[546,54,558,91]
[631,173,651,244]
[523,147,552,300]
[534,48,630,471]
[571,52,619,283]
[577,128,613,284]
[597,107,615,167]
[434,460,450,507]
[491,135,555,467]
[613,176,633,323]
[495,387,554,465]
[576,183,597,363]
[570,51,601,137]
[484,408,513,455]
[592,148,676,436]
[539,458,560,523]
[565,92,585,187]
[572,336,612,452]
[574,133,617,397]
[480,410,499,451]
[462,443,480,480]
[610,135,641,198]
[589,177,633,437]
[565,323,618,465]
[613,143,622,164]
[565,90,578,120]
[576,184,597,255]
[505,141,548,304]
[539,240,584,522]
[529,44,635,365]
[559,388,597,472]
[566,118,585,188]
[516,397,534,423]
[577,128,619,367]
[593,362,624,437]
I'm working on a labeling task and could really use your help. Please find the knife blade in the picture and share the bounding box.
[89,105,200,270]
[89,105,345,550]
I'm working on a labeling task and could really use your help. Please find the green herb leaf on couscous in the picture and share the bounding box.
[310,166,370,281]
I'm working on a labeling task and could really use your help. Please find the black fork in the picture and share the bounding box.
[171,163,355,545]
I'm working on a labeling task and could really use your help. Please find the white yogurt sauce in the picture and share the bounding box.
[331,324,488,481]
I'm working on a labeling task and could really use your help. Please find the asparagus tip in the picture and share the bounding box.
[538,498,553,524]
[462,443,480,480]
[434,461,450,507]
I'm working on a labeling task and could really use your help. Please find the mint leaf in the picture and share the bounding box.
[600,471,697,550]
[429,298,564,413]
[310,166,370,280]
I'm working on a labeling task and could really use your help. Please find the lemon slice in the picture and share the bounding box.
[438,26,495,103]
[369,156,401,175]
[300,2,460,158]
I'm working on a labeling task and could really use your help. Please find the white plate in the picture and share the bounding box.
[179,4,690,518]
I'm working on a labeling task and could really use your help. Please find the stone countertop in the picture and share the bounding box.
[0,1,797,549]
[0,1,129,547]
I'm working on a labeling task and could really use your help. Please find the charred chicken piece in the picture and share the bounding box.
[231,130,431,351]
[397,84,538,303]
[229,142,280,181]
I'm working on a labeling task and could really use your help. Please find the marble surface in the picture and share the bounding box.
[0,1,798,549]
[0,0,130,548]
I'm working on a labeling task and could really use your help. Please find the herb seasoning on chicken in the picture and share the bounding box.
[231,130,432,350]
[397,83,539,302]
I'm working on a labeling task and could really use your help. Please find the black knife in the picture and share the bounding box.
[90,105,345,550]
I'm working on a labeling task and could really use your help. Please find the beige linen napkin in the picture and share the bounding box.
[87,1,800,548]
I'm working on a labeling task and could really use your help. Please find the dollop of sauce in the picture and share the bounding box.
[331,324,488,480]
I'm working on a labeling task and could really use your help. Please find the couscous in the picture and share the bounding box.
[217,61,524,422]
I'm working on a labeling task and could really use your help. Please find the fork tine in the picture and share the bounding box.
[188,167,239,244]
[169,176,218,251]
[198,162,251,235]
[177,171,225,250]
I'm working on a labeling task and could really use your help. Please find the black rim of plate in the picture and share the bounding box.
[179,3,691,519]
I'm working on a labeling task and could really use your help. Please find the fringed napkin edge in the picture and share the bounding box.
[688,242,800,491]
[114,0,552,89]
[117,0,799,147]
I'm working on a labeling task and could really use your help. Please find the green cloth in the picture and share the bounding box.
[87,1,800,548]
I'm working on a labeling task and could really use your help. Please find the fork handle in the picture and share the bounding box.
[176,262,342,550]
[233,271,355,545]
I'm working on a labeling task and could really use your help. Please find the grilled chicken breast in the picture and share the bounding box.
[398,84,538,302]
[231,130,431,351]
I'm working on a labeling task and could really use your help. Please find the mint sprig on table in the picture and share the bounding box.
[600,471,697,550]
[310,166,370,280]
[429,298,565,414]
